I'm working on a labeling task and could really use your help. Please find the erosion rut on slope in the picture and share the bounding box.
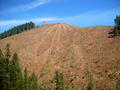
[0,23,119,89]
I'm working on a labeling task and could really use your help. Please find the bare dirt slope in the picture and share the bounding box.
[0,23,119,89]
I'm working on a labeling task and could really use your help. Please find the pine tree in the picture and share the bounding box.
[24,67,28,90]
[9,53,24,90]
[0,48,10,90]
[0,49,4,58]
[5,43,11,59]
[0,49,5,90]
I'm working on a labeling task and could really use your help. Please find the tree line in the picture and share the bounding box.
[0,22,35,39]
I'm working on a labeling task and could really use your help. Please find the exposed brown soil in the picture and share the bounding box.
[0,23,120,89]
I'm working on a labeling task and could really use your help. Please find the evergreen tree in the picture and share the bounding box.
[0,56,9,90]
[0,47,10,90]
[24,67,28,90]
[0,49,4,58]
[5,43,11,59]
[9,53,24,90]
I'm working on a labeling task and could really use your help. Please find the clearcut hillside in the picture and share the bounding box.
[0,23,119,89]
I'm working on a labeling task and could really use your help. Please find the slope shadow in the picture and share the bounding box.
[108,29,115,38]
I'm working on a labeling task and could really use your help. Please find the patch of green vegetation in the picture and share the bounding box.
[41,62,51,74]
[114,16,120,36]
[41,66,47,73]
[110,65,115,73]
[0,43,39,90]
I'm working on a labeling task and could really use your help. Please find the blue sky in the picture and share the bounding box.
[0,0,120,33]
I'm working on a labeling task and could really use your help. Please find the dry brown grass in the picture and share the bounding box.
[0,23,119,89]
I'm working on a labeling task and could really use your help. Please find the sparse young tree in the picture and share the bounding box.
[55,71,66,90]
[85,60,95,90]
[5,43,11,59]
[0,49,3,58]
[87,75,95,90]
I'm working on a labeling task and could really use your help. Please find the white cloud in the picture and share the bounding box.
[1,0,51,13]
[14,0,51,11]
[32,17,61,23]
[0,17,61,26]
